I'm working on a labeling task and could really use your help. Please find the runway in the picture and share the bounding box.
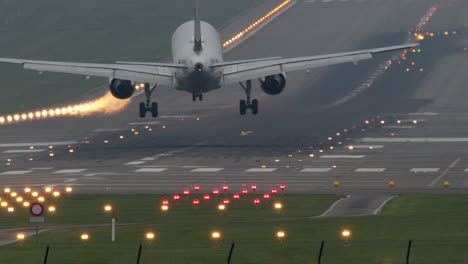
[0,0,467,200]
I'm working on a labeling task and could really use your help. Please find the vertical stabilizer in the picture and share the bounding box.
[193,0,202,53]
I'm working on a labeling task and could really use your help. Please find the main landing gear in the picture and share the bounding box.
[239,80,258,115]
[139,83,158,118]
[192,93,203,101]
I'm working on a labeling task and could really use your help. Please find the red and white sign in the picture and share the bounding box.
[29,202,44,216]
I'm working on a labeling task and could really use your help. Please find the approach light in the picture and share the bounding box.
[274,203,283,210]
[212,189,219,195]
[203,194,210,201]
[233,194,240,200]
[173,195,180,200]
[222,185,229,191]
[251,185,257,191]
[81,233,89,241]
[104,205,112,212]
[263,194,270,200]
[145,232,155,240]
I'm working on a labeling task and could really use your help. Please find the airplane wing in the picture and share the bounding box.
[217,43,418,85]
[0,58,187,86]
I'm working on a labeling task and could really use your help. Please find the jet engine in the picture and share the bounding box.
[109,79,134,99]
[259,73,287,95]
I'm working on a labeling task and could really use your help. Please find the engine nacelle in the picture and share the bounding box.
[109,79,134,99]
[259,73,287,95]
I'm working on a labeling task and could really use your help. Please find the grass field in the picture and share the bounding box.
[0,194,468,263]
[0,0,265,113]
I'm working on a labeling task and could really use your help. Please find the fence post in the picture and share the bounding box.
[318,241,325,264]
[136,244,143,264]
[406,240,412,264]
[227,242,235,264]
[43,245,50,264]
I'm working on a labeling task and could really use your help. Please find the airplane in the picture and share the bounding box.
[0,0,417,118]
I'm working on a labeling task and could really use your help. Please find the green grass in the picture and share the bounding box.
[0,0,265,113]
[2,194,468,264]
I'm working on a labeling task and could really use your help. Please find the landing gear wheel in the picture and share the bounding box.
[150,102,158,117]
[240,100,247,115]
[238,80,259,115]
[192,93,203,101]
[139,103,146,118]
[251,99,258,115]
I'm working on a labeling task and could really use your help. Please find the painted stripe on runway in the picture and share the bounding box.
[141,157,155,161]
[360,137,468,143]
[29,167,53,170]
[64,178,78,182]
[407,112,439,116]
[245,168,277,172]
[383,125,415,129]
[191,168,224,172]
[346,145,383,149]
[300,168,332,173]
[124,161,147,166]
[464,168,468,172]
[135,168,168,173]
[3,149,46,153]
[355,168,386,172]
[373,195,398,215]
[54,169,87,174]
[0,141,79,148]
[320,155,365,159]
[1,170,32,175]
[128,121,161,126]
[410,168,440,173]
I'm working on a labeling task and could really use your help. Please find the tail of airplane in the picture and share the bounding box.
[193,0,202,53]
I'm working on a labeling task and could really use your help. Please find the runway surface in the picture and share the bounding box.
[0,0,467,205]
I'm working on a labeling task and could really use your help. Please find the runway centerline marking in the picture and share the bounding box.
[124,161,147,166]
[245,168,277,172]
[355,168,386,172]
[191,168,224,173]
[345,145,383,149]
[428,157,461,187]
[300,168,332,173]
[0,141,79,148]
[3,149,46,153]
[135,168,168,173]
[1,170,32,175]
[320,155,365,159]
[54,169,87,174]
[410,168,440,173]
[360,137,468,143]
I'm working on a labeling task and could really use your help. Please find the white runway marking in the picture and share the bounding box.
[300,168,332,173]
[124,161,147,166]
[383,126,415,129]
[346,145,384,149]
[64,178,78,182]
[245,168,277,172]
[410,168,440,173]
[3,149,46,153]
[92,128,126,133]
[135,168,168,173]
[0,141,79,148]
[355,168,386,172]
[373,195,398,215]
[128,121,161,126]
[191,168,224,172]
[183,166,208,168]
[319,195,351,217]
[53,169,87,174]
[141,157,156,161]
[1,170,32,175]
[407,112,439,116]
[464,168,468,172]
[29,167,53,170]
[320,155,365,159]
[360,137,468,143]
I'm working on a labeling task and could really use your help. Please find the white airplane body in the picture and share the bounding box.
[0,0,418,117]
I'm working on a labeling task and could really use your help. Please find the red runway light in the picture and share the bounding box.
[263,194,270,200]
[173,195,180,200]
[254,199,261,205]
[193,199,200,205]
[194,186,200,191]
[222,185,229,191]
[280,185,286,190]
[183,190,190,196]
[271,189,278,194]
[223,199,230,204]
[212,189,219,195]
[251,185,257,191]
[162,200,169,205]
[233,194,240,200]
[203,194,211,200]
[242,189,248,195]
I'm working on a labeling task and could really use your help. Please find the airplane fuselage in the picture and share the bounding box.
[171,21,224,94]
